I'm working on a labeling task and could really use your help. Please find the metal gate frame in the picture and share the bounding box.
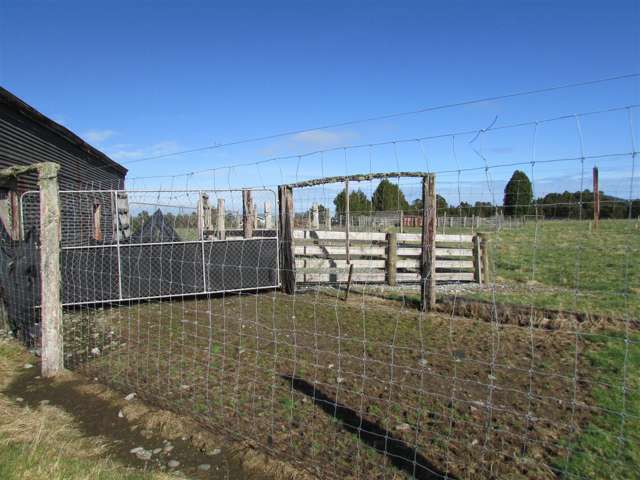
[21,188,280,307]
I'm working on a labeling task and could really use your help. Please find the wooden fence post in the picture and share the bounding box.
[479,233,489,284]
[386,232,397,286]
[420,174,436,311]
[278,185,296,294]
[264,201,272,229]
[38,162,63,377]
[217,198,225,240]
[593,167,600,230]
[242,190,254,238]
[472,234,483,284]
[345,179,350,264]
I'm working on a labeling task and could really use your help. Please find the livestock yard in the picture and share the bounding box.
[53,216,639,480]
[1,82,639,480]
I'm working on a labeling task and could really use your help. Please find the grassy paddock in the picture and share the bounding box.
[470,219,640,318]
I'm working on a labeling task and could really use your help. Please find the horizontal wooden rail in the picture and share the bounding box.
[293,228,483,285]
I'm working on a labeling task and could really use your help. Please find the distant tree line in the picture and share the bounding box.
[327,171,640,220]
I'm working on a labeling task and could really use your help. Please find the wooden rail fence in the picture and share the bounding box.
[293,229,488,285]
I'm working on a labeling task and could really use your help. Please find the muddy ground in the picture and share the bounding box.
[59,290,624,479]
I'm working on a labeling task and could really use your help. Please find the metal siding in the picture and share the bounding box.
[0,107,125,191]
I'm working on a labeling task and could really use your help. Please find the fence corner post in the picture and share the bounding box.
[420,174,436,312]
[38,162,63,378]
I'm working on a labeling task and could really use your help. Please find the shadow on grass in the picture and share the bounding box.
[281,374,452,480]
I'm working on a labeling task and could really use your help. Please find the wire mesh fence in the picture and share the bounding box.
[0,101,638,479]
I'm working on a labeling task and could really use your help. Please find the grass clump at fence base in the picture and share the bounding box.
[0,340,171,480]
[558,331,640,479]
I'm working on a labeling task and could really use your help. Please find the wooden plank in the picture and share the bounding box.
[436,234,474,243]
[399,246,473,257]
[293,230,387,241]
[394,259,475,269]
[284,171,431,189]
[398,233,473,243]
[436,260,475,269]
[297,267,385,274]
[295,258,386,268]
[435,248,473,257]
[436,272,475,281]
[397,247,422,256]
[294,245,386,256]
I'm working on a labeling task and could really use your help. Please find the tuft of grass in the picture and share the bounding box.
[557,331,640,479]
[0,341,172,480]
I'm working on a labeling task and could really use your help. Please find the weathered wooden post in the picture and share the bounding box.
[216,198,225,240]
[242,190,254,238]
[324,208,331,230]
[472,234,483,284]
[420,174,436,311]
[38,163,63,377]
[197,192,212,240]
[278,185,296,294]
[479,233,489,284]
[264,201,272,229]
[345,179,350,264]
[593,167,600,230]
[386,231,397,286]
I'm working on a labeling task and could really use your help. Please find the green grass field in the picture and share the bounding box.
[475,219,640,318]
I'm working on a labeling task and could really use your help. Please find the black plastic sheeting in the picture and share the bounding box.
[0,213,279,344]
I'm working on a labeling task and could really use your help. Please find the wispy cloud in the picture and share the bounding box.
[291,129,356,147]
[258,129,358,156]
[82,129,117,144]
[107,141,180,162]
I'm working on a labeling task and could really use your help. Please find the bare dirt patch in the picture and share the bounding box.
[58,290,620,479]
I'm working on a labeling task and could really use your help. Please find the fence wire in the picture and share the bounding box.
[0,103,638,479]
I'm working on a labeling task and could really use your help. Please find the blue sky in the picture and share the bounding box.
[0,0,638,205]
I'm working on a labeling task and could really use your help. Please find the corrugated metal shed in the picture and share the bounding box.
[0,86,127,192]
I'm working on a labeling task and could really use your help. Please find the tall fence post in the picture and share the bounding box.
[217,198,225,240]
[345,180,350,264]
[38,162,63,377]
[420,174,436,311]
[243,190,254,239]
[278,185,296,294]
[593,166,600,230]
[386,232,397,286]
